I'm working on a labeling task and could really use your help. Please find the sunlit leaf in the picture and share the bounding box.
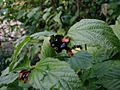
[67,19,120,50]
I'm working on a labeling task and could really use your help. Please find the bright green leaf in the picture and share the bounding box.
[9,36,30,71]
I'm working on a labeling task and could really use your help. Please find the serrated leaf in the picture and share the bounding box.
[68,51,93,71]
[90,61,112,78]
[0,72,18,87]
[67,19,120,49]
[92,48,117,62]
[100,64,120,90]
[41,37,56,59]
[28,58,82,90]
[90,60,120,78]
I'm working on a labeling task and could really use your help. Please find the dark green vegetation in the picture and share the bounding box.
[0,0,120,90]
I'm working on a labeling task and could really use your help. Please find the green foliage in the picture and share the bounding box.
[0,72,18,86]
[1,0,120,34]
[0,17,120,89]
[67,19,120,50]
[1,0,120,74]
[29,58,81,90]
[31,31,55,40]
[40,37,56,60]
[1,1,120,89]
[9,36,30,71]
[100,64,120,90]
[113,16,120,41]
[68,51,93,71]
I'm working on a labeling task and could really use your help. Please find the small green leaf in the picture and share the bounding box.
[27,7,39,18]
[10,36,30,71]
[13,55,31,70]
[113,22,120,40]
[68,51,93,71]
[13,36,30,62]
[28,58,82,90]
[54,11,62,25]
[117,15,120,24]
[41,37,56,59]
[43,12,50,21]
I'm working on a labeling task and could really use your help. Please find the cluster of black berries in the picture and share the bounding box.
[49,35,73,56]
[49,35,83,56]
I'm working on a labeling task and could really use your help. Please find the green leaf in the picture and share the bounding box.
[43,7,52,21]
[54,11,62,25]
[27,7,39,18]
[92,48,117,63]
[68,51,93,71]
[10,36,30,71]
[90,60,120,78]
[40,37,56,60]
[43,12,50,21]
[13,55,31,70]
[28,58,82,90]
[30,31,55,40]
[117,15,120,24]
[67,19,120,49]
[100,64,120,90]
[113,25,120,40]
[90,61,112,78]
[0,86,7,90]
[0,72,18,87]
